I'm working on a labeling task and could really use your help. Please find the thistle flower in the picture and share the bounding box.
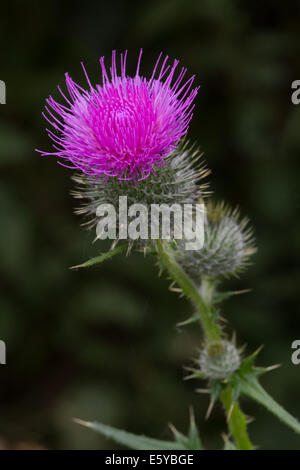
[177,201,256,280]
[72,140,209,245]
[37,50,199,182]
[199,340,241,380]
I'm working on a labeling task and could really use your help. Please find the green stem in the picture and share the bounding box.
[156,240,220,341]
[221,386,254,450]
[155,239,254,450]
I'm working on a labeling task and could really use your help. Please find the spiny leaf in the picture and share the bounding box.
[70,244,127,269]
[169,409,204,450]
[74,419,186,450]
[239,376,300,435]
[188,408,204,450]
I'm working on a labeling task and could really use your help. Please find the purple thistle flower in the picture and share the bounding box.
[37,50,199,182]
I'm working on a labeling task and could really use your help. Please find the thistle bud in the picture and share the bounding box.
[199,340,241,380]
[177,201,255,280]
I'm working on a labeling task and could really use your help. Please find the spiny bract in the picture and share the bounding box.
[71,140,209,243]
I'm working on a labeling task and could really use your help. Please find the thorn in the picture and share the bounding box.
[232,331,236,345]
[168,422,178,435]
[254,344,264,355]
[69,263,83,270]
[169,284,182,293]
[246,414,255,424]
[191,356,200,365]
[73,418,90,427]
[227,403,234,423]
[234,288,252,295]
[205,400,215,420]
[183,365,197,373]
[265,363,281,372]
[176,319,188,327]
[219,315,227,324]
[176,315,198,327]
[183,373,197,381]
[189,406,195,425]
[111,239,118,250]
[221,432,229,443]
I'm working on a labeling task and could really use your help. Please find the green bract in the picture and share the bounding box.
[71,140,209,245]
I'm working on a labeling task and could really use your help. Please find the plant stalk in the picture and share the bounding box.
[156,239,254,450]
[220,385,254,450]
[156,240,220,342]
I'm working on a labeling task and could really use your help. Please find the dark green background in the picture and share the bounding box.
[0,0,300,450]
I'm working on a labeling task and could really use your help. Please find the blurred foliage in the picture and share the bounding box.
[0,0,300,450]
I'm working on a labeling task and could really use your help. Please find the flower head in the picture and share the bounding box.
[38,50,199,182]
[199,340,241,380]
[176,201,256,280]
